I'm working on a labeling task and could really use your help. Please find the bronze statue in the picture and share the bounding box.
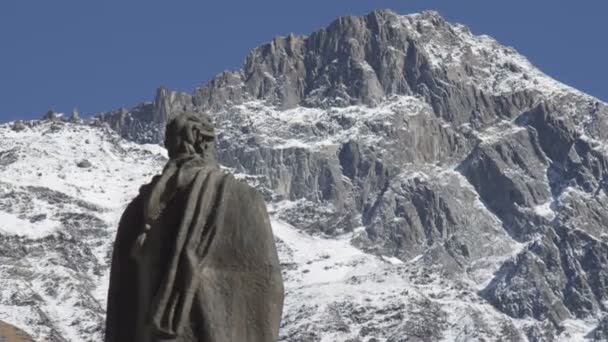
[105,112,284,341]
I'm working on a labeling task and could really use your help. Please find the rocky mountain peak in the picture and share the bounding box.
[42,110,63,122]
[198,8,442,110]
[69,108,80,123]
[99,9,597,144]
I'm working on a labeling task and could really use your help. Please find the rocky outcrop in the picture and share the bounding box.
[191,10,539,124]
[99,10,544,145]
[10,121,26,132]
[96,87,194,144]
[69,109,80,123]
[483,227,608,326]
[459,124,552,239]
[0,321,33,342]
[42,110,62,122]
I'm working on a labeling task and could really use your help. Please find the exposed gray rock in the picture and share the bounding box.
[76,159,92,168]
[482,227,608,326]
[70,109,81,123]
[0,149,19,167]
[589,315,608,341]
[190,10,538,123]
[42,110,62,122]
[459,125,552,239]
[98,10,541,145]
[11,121,26,132]
[357,169,515,273]
[96,87,194,144]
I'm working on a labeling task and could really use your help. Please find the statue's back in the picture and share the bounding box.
[105,113,284,342]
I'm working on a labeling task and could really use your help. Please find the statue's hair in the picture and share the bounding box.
[164,112,215,159]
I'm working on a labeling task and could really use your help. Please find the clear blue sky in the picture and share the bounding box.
[0,1,606,122]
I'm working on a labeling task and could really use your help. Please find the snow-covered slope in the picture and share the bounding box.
[0,121,165,341]
[0,112,602,341]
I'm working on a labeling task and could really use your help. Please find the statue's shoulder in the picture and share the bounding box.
[223,172,265,203]
[116,174,160,216]
[137,174,162,197]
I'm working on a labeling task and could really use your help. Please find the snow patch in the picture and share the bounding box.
[0,211,59,238]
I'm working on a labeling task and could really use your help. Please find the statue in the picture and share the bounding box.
[105,112,284,341]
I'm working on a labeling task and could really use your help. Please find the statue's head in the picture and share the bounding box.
[164,112,216,160]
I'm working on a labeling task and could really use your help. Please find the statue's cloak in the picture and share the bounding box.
[105,158,284,342]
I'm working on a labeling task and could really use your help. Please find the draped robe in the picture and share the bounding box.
[105,156,284,341]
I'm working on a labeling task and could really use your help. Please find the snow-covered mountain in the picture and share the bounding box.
[0,120,165,341]
[2,9,608,341]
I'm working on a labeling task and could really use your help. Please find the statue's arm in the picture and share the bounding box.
[104,196,143,342]
[241,184,285,339]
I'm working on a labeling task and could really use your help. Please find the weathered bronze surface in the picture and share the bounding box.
[105,113,284,341]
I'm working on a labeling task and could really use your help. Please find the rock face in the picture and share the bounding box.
[76,159,92,168]
[70,109,81,123]
[96,87,195,144]
[1,8,608,342]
